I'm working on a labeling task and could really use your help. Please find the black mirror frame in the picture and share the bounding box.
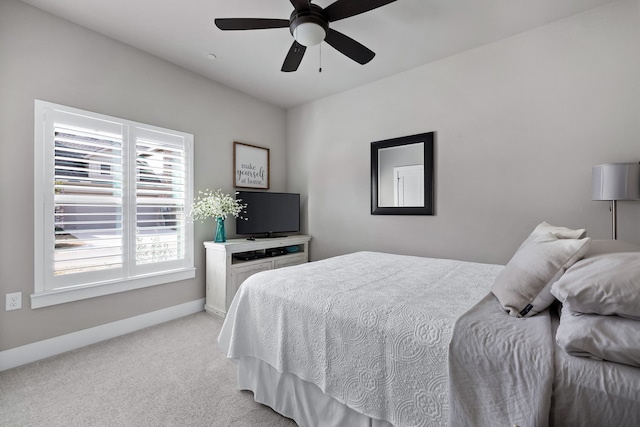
[371,132,435,215]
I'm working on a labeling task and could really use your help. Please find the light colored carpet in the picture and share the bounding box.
[0,312,297,427]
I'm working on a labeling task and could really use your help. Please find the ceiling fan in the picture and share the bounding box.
[214,0,397,72]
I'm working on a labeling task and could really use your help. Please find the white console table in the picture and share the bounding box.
[203,235,311,318]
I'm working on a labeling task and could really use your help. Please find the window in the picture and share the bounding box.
[33,100,195,308]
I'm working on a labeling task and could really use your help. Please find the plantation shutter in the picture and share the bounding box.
[36,101,194,301]
[134,129,188,267]
[50,113,125,288]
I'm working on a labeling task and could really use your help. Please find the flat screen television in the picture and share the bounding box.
[236,191,300,238]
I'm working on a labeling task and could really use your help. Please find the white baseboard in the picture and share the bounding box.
[0,298,205,372]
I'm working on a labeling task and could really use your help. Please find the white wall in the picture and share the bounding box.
[0,0,286,351]
[288,0,640,264]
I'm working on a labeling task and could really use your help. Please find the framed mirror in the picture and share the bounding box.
[371,132,434,215]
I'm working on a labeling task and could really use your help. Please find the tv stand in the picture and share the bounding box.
[203,235,311,318]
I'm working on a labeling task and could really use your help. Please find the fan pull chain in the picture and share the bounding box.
[319,43,322,73]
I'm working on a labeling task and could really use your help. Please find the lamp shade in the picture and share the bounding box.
[592,163,640,201]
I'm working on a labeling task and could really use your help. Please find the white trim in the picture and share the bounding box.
[0,299,205,372]
[31,267,196,309]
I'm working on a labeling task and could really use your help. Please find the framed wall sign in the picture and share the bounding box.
[234,141,270,189]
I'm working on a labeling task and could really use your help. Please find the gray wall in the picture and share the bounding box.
[288,0,640,264]
[0,0,286,351]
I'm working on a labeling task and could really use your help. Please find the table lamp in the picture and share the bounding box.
[592,163,640,239]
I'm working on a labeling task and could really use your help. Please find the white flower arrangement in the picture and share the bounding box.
[188,189,247,222]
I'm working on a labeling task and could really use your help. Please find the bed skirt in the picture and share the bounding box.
[237,355,394,427]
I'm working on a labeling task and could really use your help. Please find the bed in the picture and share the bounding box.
[217,223,640,427]
[449,295,640,427]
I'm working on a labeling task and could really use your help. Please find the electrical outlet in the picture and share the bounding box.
[6,292,22,311]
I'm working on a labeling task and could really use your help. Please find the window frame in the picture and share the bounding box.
[33,100,195,309]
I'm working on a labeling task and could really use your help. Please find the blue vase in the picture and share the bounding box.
[214,217,226,243]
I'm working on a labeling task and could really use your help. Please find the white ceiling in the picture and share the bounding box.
[20,0,617,109]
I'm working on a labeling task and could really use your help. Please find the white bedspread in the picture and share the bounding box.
[218,251,503,427]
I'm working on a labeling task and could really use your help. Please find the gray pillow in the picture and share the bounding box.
[556,306,640,368]
[491,230,590,317]
[519,221,586,247]
[551,252,640,320]
[583,239,640,258]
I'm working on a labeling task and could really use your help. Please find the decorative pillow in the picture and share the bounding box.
[551,252,640,320]
[517,221,586,249]
[491,231,590,317]
[556,306,640,368]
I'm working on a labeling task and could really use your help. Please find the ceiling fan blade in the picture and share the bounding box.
[290,0,310,11]
[324,28,375,65]
[215,18,290,31]
[282,41,307,72]
[324,0,396,22]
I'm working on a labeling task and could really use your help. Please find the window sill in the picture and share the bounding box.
[31,268,196,309]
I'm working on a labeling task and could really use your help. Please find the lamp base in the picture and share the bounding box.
[611,200,617,240]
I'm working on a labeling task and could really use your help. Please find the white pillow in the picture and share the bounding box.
[556,306,640,368]
[518,221,586,248]
[551,252,640,320]
[491,230,590,317]
[533,221,586,238]
[583,239,640,258]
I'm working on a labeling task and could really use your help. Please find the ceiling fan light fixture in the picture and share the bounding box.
[294,22,326,47]
[215,0,397,72]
